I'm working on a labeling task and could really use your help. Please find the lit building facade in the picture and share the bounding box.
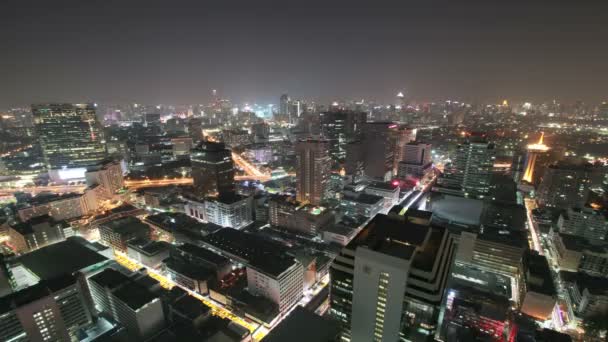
[32,103,106,181]
[295,139,331,205]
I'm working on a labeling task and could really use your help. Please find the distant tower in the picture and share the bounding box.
[397,91,406,108]
[295,139,331,205]
[522,132,550,184]
[279,94,290,118]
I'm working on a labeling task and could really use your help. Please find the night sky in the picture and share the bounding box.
[1,0,607,108]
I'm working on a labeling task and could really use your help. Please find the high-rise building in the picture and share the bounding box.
[295,139,331,205]
[437,133,495,198]
[393,126,417,173]
[0,274,94,342]
[397,141,432,181]
[537,161,604,209]
[329,213,456,341]
[361,122,398,181]
[279,94,290,121]
[191,141,235,196]
[320,110,367,163]
[32,103,106,181]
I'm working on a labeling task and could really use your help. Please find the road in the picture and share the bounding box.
[524,197,543,254]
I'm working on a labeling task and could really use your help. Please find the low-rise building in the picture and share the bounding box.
[88,268,165,340]
[98,216,150,253]
[363,181,400,210]
[185,193,253,230]
[0,274,94,342]
[269,195,334,235]
[202,229,304,313]
[557,207,608,244]
[85,159,124,198]
[521,251,557,321]
[8,216,72,253]
[17,190,98,222]
[127,239,171,269]
[550,231,608,276]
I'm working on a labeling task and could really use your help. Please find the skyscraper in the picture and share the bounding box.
[279,93,290,121]
[361,122,398,181]
[320,110,367,163]
[32,103,106,181]
[397,141,433,181]
[329,212,455,341]
[190,141,235,196]
[295,139,331,205]
[437,133,495,198]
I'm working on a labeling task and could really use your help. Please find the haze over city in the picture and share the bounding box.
[2,0,608,108]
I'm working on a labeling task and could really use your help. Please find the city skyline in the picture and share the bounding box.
[2,1,608,108]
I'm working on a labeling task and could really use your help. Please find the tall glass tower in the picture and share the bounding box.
[32,104,106,179]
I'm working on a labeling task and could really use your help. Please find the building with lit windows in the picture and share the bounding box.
[0,274,94,342]
[329,213,456,342]
[397,141,432,181]
[185,193,253,230]
[557,207,608,244]
[320,110,367,163]
[436,133,495,198]
[85,159,125,198]
[32,103,106,182]
[190,141,235,196]
[295,139,331,205]
[201,229,304,313]
[536,161,604,210]
[89,268,166,340]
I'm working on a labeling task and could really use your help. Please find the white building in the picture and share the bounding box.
[185,194,253,230]
[557,207,608,244]
[246,260,304,313]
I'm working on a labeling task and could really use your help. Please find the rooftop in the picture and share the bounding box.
[100,216,149,236]
[18,236,108,280]
[176,243,230,267]
[263,306,341,342]
[90,268,160,310]
[0,274,78,314]
[202,228,296,277]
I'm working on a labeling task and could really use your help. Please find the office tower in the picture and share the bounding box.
[295,139,331,205]
[279,93,290,120]
[393,126,417,173]
[0,274,94,342]
[188,117,204,142]
[397,142,432,181]
[438,133,495,198]
[329,213,455,342]
[522,132,550,184]
[344,140,366,183]
[32,103,106,181]
[537,160,604,209]
[320,110,367,163]
[190,141,235,196]
[520,251,557,321]
[89,268,166,340]
[362,122,398,181]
